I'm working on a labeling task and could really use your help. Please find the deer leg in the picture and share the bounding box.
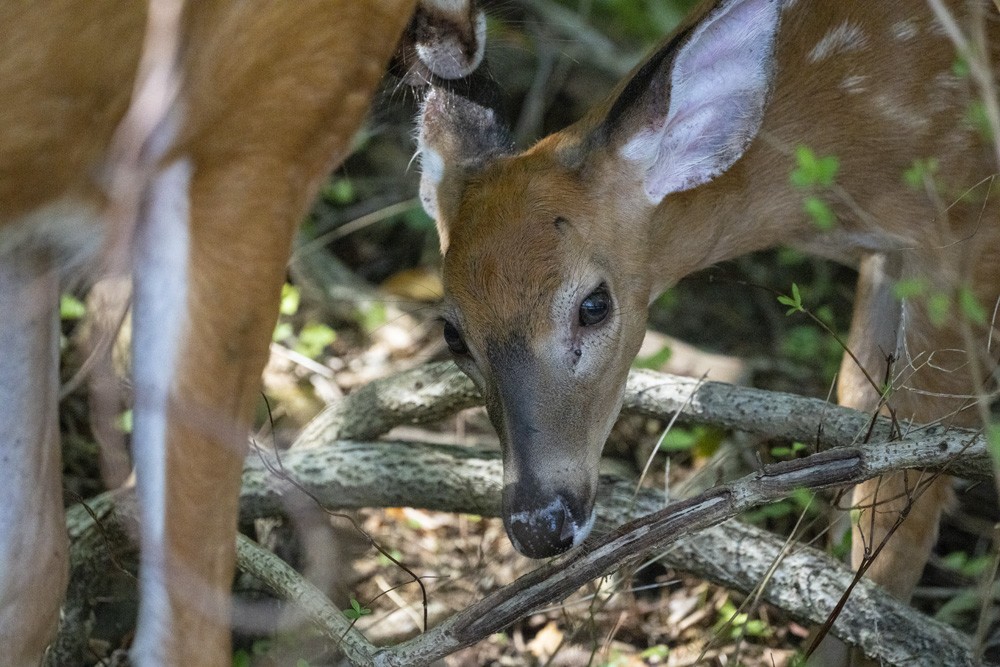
[0,248,67,667]
[129,149,306,665]
[838,253,952,600]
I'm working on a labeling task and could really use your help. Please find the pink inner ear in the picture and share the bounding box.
[622,0,781,204]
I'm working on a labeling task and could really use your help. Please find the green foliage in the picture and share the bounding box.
[927,291,951,328]
[640,645,670,661]
[60,294,86,320]
[790,145,839,230]
[633,344,672,370]
[344,597,372,621]
[903,157,940,191]
[280,283,301,316]
[987,423,1000,465]
[358,301,388,333]
[233,639,314,666]
[295,322,336,358]
[790,146,839,188]
[966,100,994,140]
[658,424,722,456]
[958,285,987,325]
[744,488,816,525]
[777,283,804,315]
[769,441,807,459]
[940,551,993,578]
[116,409,133,434]
[892,277,928,300]
[585,0,699,43]
[802,196,836,230]
[713,599,771,639]
[322,178,356,205]
[952,56,971,78]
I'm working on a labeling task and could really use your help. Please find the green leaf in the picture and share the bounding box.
[232,650,251,667]
[295,322,336,358]
[952,57,970,78]
[966,100,994,140]
[116,409,133,434]
[903,157,939,191]
[777,283,804,315]
[790,145,839,188]
[344,597,372,620]
[640,645,669,660]
[987,423,1000,464]
[60,294,87,320]
[633,344,672,370]
[892,278,928,300]
[322,177,355,204]
[958,285,987,325]
[927,291,951,327]
[803,196,836,230]
[280,283,301,316]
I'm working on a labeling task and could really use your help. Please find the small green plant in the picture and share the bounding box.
[987,422,1000,464]
[940,551,993,578]
[769,441,807,459]
[633,344,672,370]
[777,282,804,314]
[903,157,941,191]
[639,644,670,662]
[343,597,372,621]
[713,599,771,639]
[790,145,840,230]
[295,322,336,358]
[321,177,355,205]
[60,294,86,320]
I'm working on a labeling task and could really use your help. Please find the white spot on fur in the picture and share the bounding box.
[809,22,868,63]
[872,92,929,131]
[130,157,193,663]
[891,19,919,42]
[840,74,868,94]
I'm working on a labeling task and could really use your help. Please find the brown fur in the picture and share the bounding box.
[0,1,483,664]
[422,0,1000,651]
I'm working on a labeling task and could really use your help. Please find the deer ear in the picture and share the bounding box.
[607,0,782,204]
[417,83,512,252]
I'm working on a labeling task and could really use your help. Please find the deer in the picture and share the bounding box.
[0,1,485,665]
[417,0,1000,654]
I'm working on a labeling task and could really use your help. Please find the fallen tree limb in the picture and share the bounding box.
[240,433,986,666]
[59,365,991,665]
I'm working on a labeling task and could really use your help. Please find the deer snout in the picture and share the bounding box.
[502,484,595,558]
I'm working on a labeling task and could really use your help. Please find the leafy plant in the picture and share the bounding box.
[344,597,372,621]
[789,145,840,230]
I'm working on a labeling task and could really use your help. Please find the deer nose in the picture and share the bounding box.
[503,490,595,558]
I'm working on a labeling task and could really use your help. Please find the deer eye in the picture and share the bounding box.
[579,285,611,326]
[443,320,469,355]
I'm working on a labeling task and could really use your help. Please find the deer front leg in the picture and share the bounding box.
[0,248,68,667]
[130,157,297,666]
[839,253,953,601]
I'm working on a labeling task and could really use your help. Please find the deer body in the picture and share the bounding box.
[418,0,999,624]
[0,2,484,665]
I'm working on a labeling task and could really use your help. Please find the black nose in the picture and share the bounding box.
[503,492,594,558]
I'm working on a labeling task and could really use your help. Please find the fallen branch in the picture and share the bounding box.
[59,365,991,665]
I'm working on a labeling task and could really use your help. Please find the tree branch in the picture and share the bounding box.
[60,365,992,665]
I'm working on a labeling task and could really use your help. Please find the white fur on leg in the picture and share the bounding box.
[129,157,193,666]
[0,248,67,667]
